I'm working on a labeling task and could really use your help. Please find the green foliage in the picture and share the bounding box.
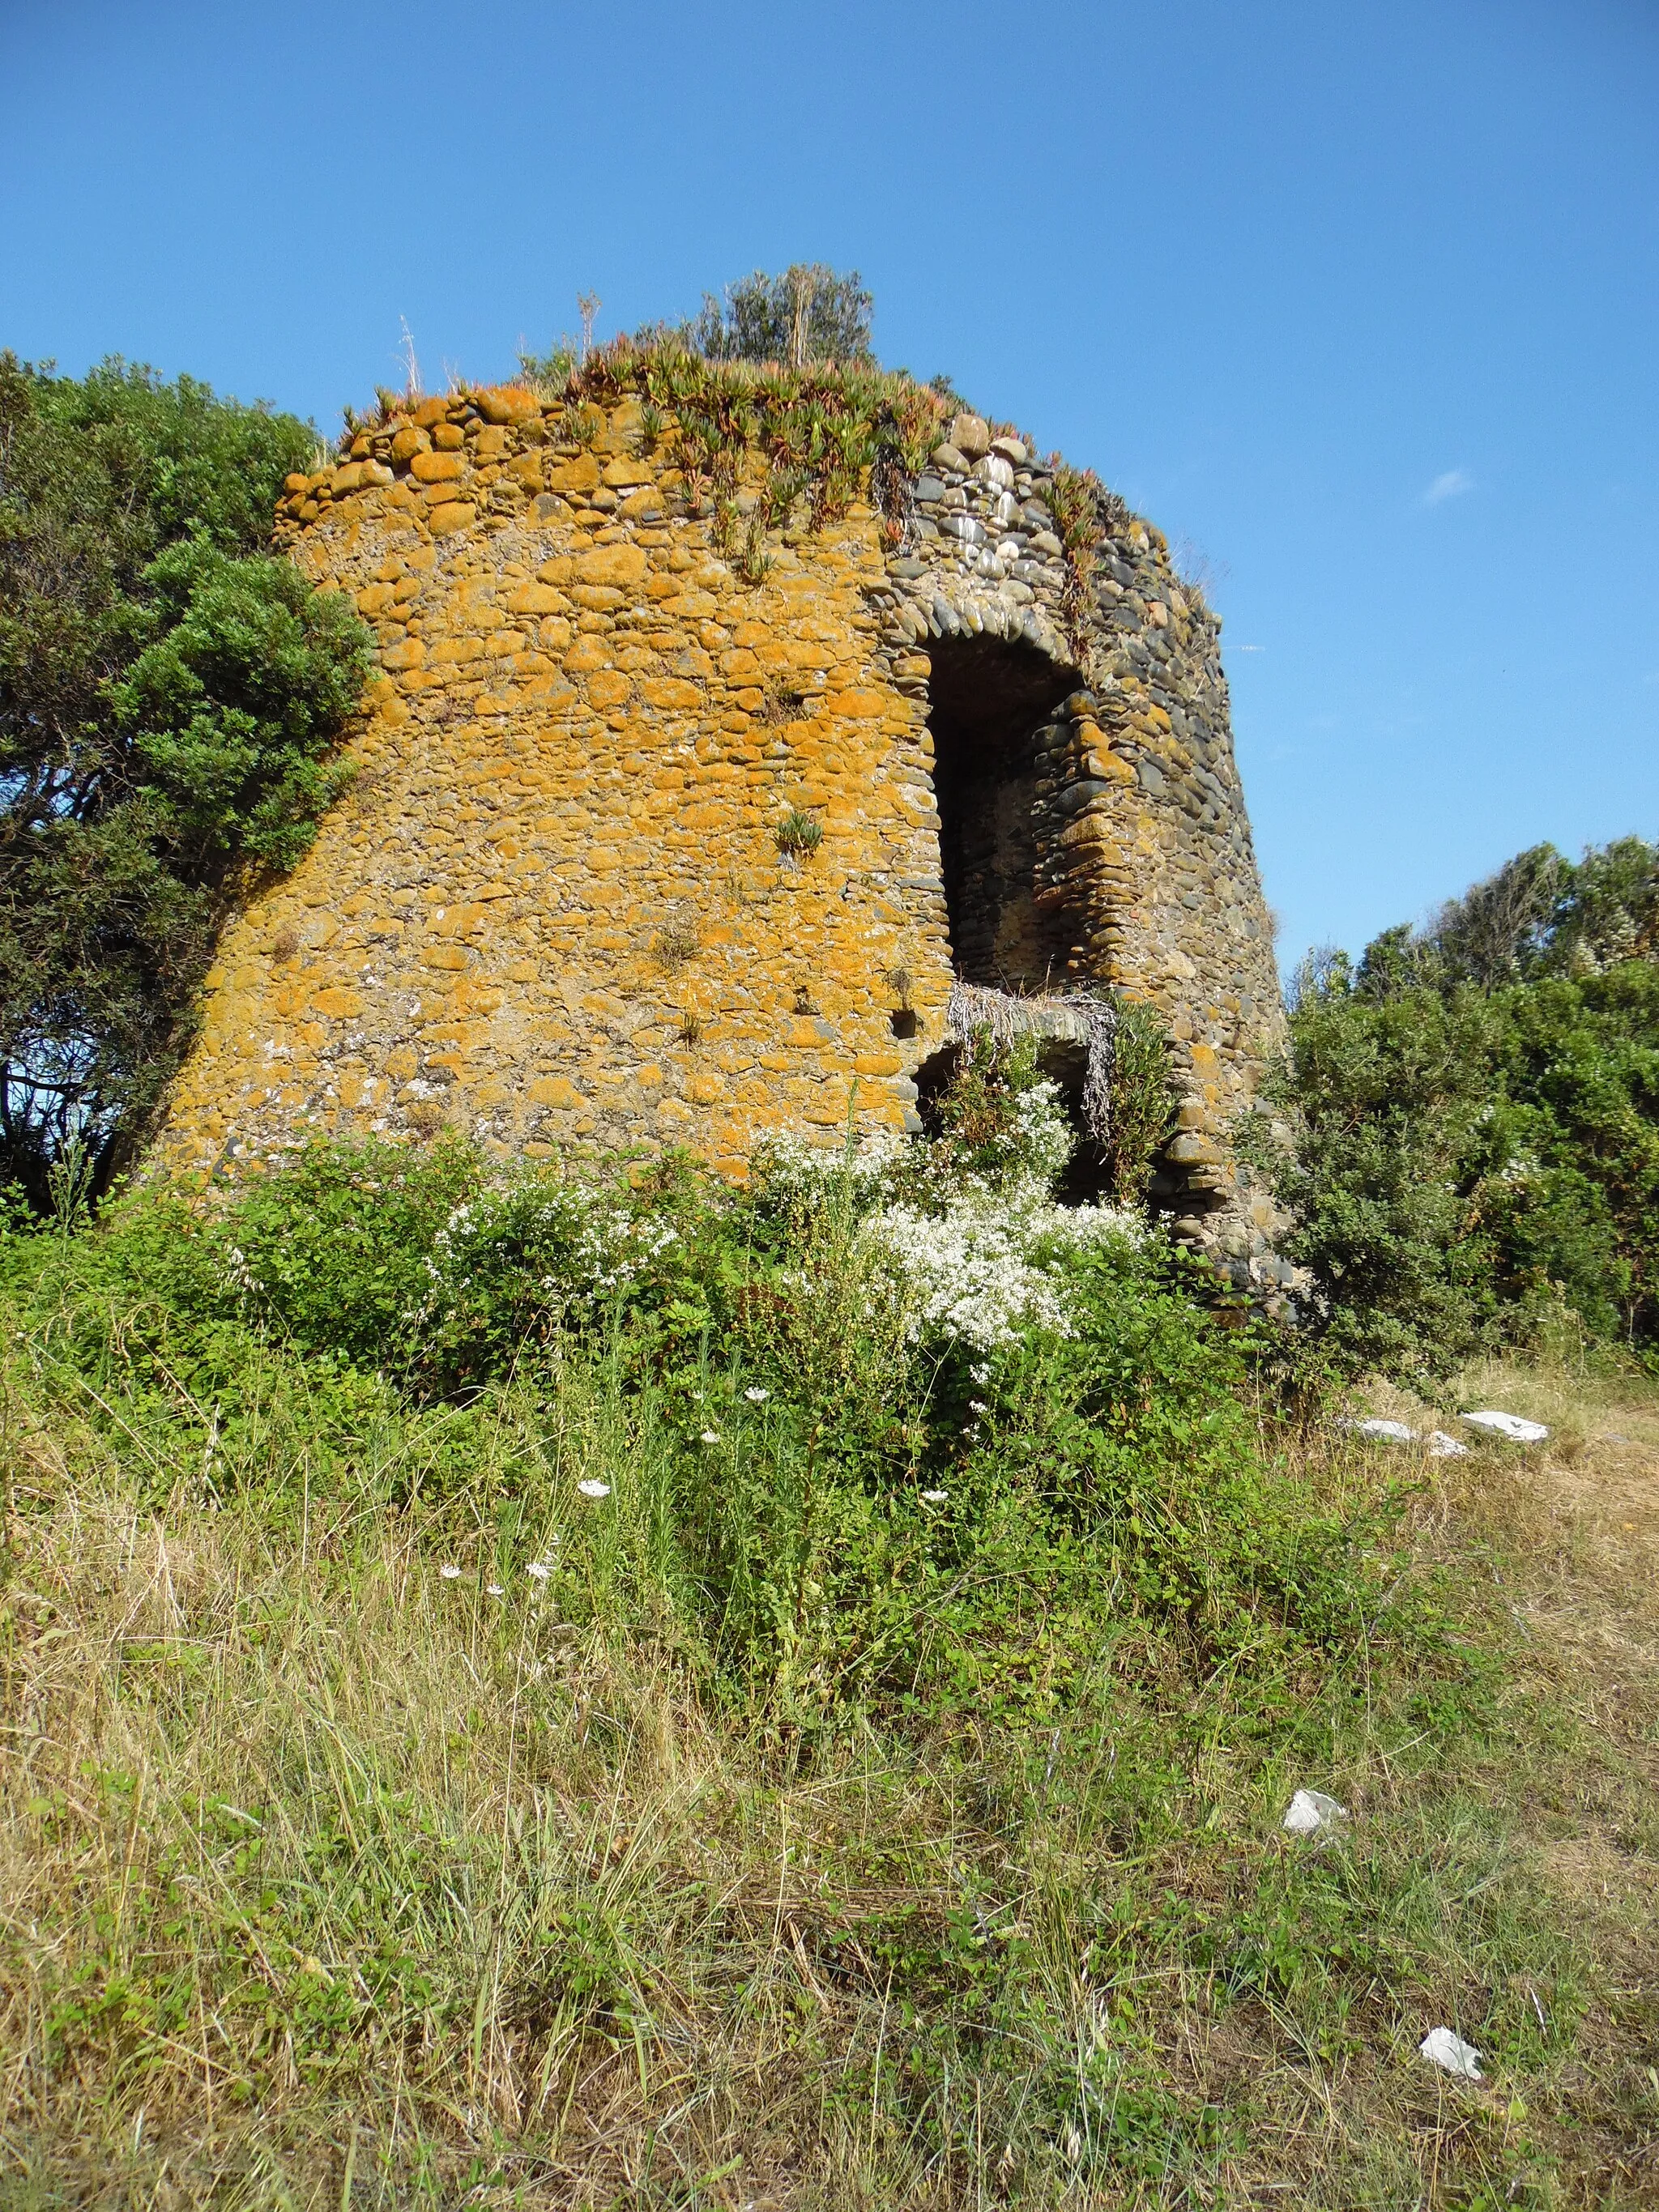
[1385,835,1659,989]
[521,311,970,553]
[0,355,371,1205]
[4,1042,1636,2205]
[683,265,875,368]
[773,807,823,858]
[1102,995,1176,1201]
[1,1045,1421,1736]
[110,538,366,870]
[1265,837,1659,1375]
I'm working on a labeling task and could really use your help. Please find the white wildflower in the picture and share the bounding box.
[864,1178,1144,1355]
[485,1583,505,1597]
[699,1430,723,1446]
[744,1386,770,1403]
[526,1561,552,1580]
[576,1478,612,1499]
[920,1489,948,1503]
[751,1127,903,1215]
[438,1563,462,1580]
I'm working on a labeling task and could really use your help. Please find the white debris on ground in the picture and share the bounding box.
[1282,1788,1348,1835]
[1427,1430,1471,1457]
[1418,2027,1485,2080]
[1344,1419,1470,1458]
[1461,1410,1550,1444]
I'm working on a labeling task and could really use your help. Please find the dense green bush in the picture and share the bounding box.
[0,355,370,1206]
[1262,837,1659,1375]
[1,1042,1418,1727]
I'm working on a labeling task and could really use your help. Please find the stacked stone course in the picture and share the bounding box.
[154,377,1290,1286]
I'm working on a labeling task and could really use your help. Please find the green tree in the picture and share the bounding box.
[685,266,875,367]
[1263,839,1659,1374]
[0,355,369,1206]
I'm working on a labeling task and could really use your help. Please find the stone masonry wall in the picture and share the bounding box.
[153,382,1288,1285]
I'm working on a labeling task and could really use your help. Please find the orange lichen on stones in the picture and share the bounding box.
[155,376,1286,1282]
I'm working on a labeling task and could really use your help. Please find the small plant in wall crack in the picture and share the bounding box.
[651,917,702,970]
[677,1004,706,1046]
[737,512,773,587]
[1045,458,1112,653]
[710,497,740,563]
[775,808,824,859]
[886,964,919,1038]
[562,403,603,450]
[757,680,807,727]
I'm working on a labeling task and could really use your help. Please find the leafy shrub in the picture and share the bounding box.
[1262,837,1659,1375]
[0,1033,1418,1728]
[683,265,875,368]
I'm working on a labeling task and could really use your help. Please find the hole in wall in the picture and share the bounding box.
[925,635,1080,989]
[911,1037,1113,1204]
[889,1007,919,1039]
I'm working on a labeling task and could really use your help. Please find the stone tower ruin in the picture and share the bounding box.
[155,367,1288,1286]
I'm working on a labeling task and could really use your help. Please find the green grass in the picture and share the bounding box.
[1,1128,1656,2206]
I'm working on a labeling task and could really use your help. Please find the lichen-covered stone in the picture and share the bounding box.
[152,381,1288,1280]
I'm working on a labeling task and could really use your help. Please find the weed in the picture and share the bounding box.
[761,460,808,529]
[651,917,701,970]
[709,497,739,562]
[757,680,807,727]
[736,512,773,587]
[563,403,602,450]
[775,808,824,859]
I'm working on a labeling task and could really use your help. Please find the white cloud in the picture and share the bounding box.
[1423,467,1473,506]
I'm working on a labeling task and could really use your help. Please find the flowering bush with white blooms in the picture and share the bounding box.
[408,1176,684,1381]
[865,1181,1145,1353]
[748,1126,905,1219]
[748,1051,1149,1354]
[958,1074,1077,1194]
[421,1181,678,1311]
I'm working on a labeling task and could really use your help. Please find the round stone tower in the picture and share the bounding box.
[153,369,1288,1286]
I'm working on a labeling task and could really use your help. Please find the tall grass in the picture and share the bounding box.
[2,1119,1656,2205]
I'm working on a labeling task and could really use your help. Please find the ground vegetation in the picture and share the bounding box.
[2,1042,1653,2207]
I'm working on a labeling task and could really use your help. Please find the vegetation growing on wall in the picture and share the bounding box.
[682,263,876,368]
[1260,836,1659,1375]
[0,356,371,1207]
[518,269,1112,556]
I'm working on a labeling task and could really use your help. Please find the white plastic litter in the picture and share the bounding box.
[1282,1788,1347,1835]
[1418,2026,1484,2080]
[1427,1430,1471,1458]
[1461,1410,1549,1444]
[1349,1418,1418,1443]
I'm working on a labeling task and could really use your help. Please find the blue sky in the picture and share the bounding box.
[4,0,1654,973]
